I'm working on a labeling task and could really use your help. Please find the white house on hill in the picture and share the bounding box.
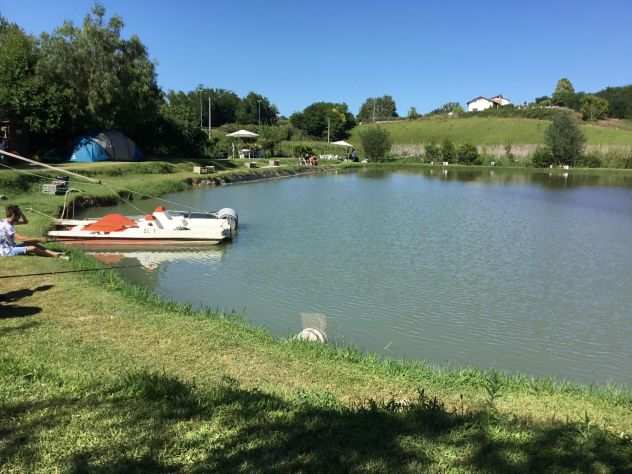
[467,94,512,112]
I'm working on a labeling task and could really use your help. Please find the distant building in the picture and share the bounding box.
[467,94,512,112]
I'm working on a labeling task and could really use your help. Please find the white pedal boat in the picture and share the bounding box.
[48,206,238,248]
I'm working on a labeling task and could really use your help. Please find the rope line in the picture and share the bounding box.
[0,264,145,279]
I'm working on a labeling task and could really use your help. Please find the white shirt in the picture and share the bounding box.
[0,219,16,256]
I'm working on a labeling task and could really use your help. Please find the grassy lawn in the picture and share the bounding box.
[2,253,632,472]
[1,160,632,472]
[351,116,632,146]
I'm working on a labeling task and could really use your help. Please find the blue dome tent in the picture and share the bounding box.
[70,131,143,162]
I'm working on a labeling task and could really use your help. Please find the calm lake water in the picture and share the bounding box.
[86,168,632,386]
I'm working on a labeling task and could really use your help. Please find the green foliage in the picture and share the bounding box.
[407,107,419,120]
[357,95,398,122]
[258,125,291,157]
[424,142,441,161]
[441,138,456,163]
[35,5,163,146]
[531,146,554,167]
[358,126,392,161]
[595,84,632,119]
[577,153,603,168]
[290,102,356,140]
[552,78,577,108]
[457,143,481,164]
[236,92,278,125]
[544,113,586,165]
[580,95,609,121]
[429,102,464,116]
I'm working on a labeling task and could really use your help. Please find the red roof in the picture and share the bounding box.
[82,214,137,232]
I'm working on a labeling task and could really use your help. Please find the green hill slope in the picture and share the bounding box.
[351,117,632,146]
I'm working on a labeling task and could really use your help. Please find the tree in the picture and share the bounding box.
[544,113,586,166]
[290,102,355,140]
[441,138,456,163]
[407,107,419,120]
[357,95,398,122]
[429,102,464,116]
[552,78,576,108]
[35,5,162,146]
[358,126,391,161]
[596,85,632,119]
[0,17,65,150]
[580,95,609,121]
[236,92,278,125]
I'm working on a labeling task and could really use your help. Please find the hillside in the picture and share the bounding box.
[351,117,632,146]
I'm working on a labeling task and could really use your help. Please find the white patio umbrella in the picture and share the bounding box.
[331,140,354,159]
[226,129,259,138]
[226,130,259,158]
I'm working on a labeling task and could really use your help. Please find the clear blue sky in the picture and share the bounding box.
[2,0,631,116]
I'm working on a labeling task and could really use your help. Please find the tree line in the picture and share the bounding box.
[0,6,281,157]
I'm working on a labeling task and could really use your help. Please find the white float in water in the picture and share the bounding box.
[297,327,328,343]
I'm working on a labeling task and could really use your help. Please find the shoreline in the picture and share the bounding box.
[2,160,632,470]
[2,159,631,394]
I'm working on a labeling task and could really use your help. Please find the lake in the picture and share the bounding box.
[85,167,632,386]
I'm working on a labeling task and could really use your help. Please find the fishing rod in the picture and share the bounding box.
[0,149,101,184]
[0,264,145,279]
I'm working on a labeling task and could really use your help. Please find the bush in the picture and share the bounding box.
[293,144,314,158]
[358,127,392,161]
[577,153,602,168]
[457,143,481,165]
[424,142,441,161]
[441,138,456,163]
[544,113,586,165]
[531,147,554,168]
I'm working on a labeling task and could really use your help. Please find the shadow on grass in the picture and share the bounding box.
[0,285,53,319]
[1,370,631,473]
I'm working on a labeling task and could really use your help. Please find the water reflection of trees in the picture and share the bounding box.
[358,166,632,190]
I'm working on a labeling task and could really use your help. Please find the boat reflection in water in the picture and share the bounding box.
[91,248,225,271]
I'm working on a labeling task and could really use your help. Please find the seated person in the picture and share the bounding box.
[1,205,65,258]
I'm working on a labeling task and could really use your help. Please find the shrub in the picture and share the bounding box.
[293,144,314,157]
[358,126,392,161]
[531,147,554,167]
[424,142,441,161]
[544,113,586,166]
[441,138,456,163]
[577,153,602,168]
[457,143,481,165]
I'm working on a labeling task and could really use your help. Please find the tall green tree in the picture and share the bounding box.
[359,126,391,161]
[236,92,278,125]
[357,95,398,122]
[290,102,355,140]
[407,107,419,120]
[544,113,586,165]
[552,78,577,108]
[580,95,609,121]
[0,17,65,150]
[36,4,162,143]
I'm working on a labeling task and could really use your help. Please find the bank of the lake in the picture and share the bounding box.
[2,160,632,472]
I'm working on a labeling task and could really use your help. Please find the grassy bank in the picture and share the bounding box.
[2,160,632,472]
[2,251,632,472]
[351,116,632,146]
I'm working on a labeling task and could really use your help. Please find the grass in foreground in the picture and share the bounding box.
[1,252,632,472]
